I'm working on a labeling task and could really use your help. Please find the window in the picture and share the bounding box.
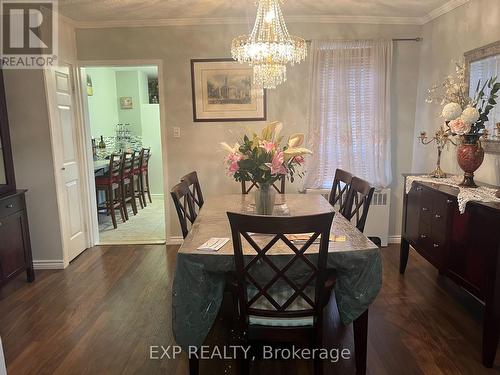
[305,40,393,189]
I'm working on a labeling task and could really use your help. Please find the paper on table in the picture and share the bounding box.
[286,233,346,243]
[197,238,229,251]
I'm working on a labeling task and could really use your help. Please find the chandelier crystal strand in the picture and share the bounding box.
[231,0,307,89]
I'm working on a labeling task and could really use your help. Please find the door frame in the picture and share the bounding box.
[76,59,169,246]
[44,63,92,267]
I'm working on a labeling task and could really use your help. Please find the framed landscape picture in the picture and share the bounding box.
[191,58,267,122]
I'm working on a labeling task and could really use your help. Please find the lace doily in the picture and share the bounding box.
[406,175,500,214]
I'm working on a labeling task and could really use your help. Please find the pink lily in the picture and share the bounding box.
[265,151,287,175]
[259,140,277,153]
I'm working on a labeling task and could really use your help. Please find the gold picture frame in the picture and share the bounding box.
[190,58,267,122]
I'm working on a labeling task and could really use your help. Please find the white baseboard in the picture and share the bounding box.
[151,193,164,198]
[166,236,184,245]
[33,260,66,270]
[388,235,402,244]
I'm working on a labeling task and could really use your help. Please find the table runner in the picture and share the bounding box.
[406,175,500,214]
[172,194,381,349]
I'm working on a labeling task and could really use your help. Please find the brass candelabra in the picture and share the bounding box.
[418,125,457,178]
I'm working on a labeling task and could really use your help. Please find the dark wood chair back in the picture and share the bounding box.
[170,181,197,239]
[108,153,123,181]
[344,177,375,233]
[141,148,151,170]
[329,169,353,216]
[241,175,286,194]
[121,152,134,179]
[227,211,334,326]
[132,150,141,174]
[181,171,204,211]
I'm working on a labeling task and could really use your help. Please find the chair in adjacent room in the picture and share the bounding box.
[328,169,353,216]
[241,175,286,194]
[170,181,197,239]
[131,150,145,209]
[226,211,335,375]
[120,152,138,220]
[95,153,126,229]
[180,171,204,213]
[139,148,152,205]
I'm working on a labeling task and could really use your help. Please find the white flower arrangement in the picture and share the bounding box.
[427,61,500,136]
[460,106,480,125]
[441,102,462,121]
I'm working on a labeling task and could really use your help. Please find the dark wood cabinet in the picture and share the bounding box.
[400,176,500,368]
[0,191,33,284]
[0,70,34,287]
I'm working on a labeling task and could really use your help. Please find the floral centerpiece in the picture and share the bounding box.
[426,63,500,187]
[221,121,312,214]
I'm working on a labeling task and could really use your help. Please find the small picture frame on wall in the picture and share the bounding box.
[191,58,267,122]
[120,96,133,109]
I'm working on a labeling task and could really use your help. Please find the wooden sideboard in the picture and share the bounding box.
[0,190,34,286]
[400,175,500,368]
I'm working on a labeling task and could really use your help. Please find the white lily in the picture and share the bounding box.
[284,147,313,159]
[261,121,283,142]
[220,142,240,153]
[288,133,304,148]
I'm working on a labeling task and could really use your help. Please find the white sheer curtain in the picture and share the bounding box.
[305,40,393,189]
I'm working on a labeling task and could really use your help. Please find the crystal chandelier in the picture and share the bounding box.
[231,0,307,89]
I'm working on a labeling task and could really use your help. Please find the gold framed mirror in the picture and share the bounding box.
[464,40,500,154]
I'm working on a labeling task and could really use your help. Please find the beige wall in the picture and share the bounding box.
[412,0,500,185]
[3,17,77,265]
[4,69,64,262]
[76,22,422,239]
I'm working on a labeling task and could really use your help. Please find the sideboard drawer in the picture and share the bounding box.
[0,194,23,218]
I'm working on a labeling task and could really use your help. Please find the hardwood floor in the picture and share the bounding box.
[0,244,499,374]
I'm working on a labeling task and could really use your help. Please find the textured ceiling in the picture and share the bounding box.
[58,0,452,22]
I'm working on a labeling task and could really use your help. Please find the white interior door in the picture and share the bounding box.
[46,65,88,262]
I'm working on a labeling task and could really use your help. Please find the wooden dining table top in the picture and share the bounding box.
[179,193,378,256]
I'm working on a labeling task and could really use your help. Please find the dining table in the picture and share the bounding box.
[171,193,382,351]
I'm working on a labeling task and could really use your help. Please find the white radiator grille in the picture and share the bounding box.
[305,188,391,246]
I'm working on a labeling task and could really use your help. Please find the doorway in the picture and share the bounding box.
[79,64,166,245]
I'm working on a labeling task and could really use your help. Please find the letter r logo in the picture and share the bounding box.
[1,0,55,55]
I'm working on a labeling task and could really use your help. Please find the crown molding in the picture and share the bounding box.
[63,0,472,29]
[71,14,423,29]
[421,0,470,24]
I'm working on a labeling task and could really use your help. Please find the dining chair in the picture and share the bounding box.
[343,177,375,234]
[180,171,204,212]
[241,176,286,194]
[139,148,152,206]
[131,150,145,209]
[227,211,335,375]
[329,169,353,216]
[170,181,197,239]
[120,152,138,220]
[95,153,126,229]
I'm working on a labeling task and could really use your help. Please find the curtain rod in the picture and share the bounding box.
[305,37,422,43]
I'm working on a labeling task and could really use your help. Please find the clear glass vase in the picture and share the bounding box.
[254,183,275,215]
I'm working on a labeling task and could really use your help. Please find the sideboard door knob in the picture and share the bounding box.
[6,204,13,208]
[447,199,453,204]
[422,207,429,212]
[433,243,440,248]
[435,214,441,219]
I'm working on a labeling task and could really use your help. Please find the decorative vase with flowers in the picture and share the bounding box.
[222,121,312,215]
[427,63,500,187]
